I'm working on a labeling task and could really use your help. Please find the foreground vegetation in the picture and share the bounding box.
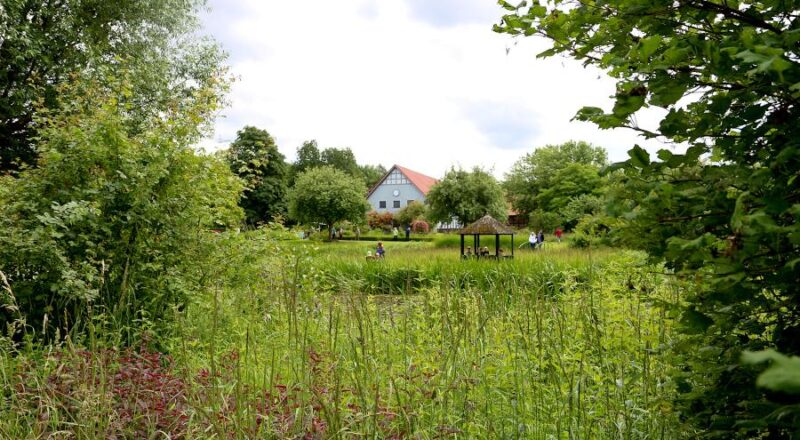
[1,235,689,438]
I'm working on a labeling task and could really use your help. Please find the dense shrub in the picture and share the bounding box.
[367,211,394,231]
[395,201,427,226]
[411,220,430,234]
[0,78,242,341]
[570,214,613,248]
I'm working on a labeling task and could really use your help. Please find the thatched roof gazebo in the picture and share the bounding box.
[459,215,515,259]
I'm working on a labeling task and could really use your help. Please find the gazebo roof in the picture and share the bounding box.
[460,215,514,235]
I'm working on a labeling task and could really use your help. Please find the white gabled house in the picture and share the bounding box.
[366,165,438,213]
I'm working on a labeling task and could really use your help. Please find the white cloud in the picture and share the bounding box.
[200,0,672,178]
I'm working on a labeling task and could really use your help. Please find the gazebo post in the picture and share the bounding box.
[511,234,515,257]
[495,234,499,258]
[476,235,480,258]
[460,234,464,257]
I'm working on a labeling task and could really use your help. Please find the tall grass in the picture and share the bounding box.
[0,232,689,438]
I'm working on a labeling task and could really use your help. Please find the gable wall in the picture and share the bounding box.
[367,182,425,213]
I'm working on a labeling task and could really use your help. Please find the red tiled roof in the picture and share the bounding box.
[395,165,438,195]
[367,165,439,197]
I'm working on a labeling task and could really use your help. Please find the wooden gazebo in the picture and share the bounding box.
[459,215,515,259]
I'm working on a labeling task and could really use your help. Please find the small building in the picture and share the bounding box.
[367,164,438,214]
[459,215,515,259]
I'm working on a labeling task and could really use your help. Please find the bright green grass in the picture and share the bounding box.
[1,233,688,438]
[171,235,686,437]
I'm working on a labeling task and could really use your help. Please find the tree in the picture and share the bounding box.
[288,166,370,240]
[359,164,388,188]
[0,0,224,173]
[497,0,800,435]
[504,141,608,219]
[0,75,242,342]
[426,167,507,226]
[226,126,288,224]
[395,201,427,227]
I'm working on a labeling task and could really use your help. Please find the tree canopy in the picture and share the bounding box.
[290,141,386,188]
[497,0,800,435]
[426,167,507,226]
[288,166,370,239]
[226,126,288,224]
[0,0,224,173]
[504,141,607,216]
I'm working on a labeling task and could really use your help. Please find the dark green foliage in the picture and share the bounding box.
[497,0,800,435]
[288,166,370,239]
[289,140,385,188]
[0,0,223,173]
[528,210,561,232]
[504,141,608,228]
[0,76,242,342]
[359,164,388,188]
[426,167,507,226]
[225,126,288,224]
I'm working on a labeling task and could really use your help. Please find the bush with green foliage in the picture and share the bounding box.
[395,201,427,226]
[497,0,800,435]
[0,77,242,342]
[569,215,614,249]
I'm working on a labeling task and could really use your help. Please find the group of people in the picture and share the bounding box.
[528,227,564,249]
[463,246,505,258]
[366,242,386,260]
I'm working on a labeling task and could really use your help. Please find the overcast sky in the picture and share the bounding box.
[199,0,670,178]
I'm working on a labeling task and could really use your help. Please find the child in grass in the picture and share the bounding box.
[376,242,385,258]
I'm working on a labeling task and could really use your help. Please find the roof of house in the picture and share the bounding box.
[367,164,439,198]
[460,215,515,235]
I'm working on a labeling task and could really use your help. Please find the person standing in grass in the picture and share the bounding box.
[538,230,545,249]
[405,224,411,241]
[376,242,385,258]
[555,227,563,242]
[392,226,399,241]
[529,231,538,249]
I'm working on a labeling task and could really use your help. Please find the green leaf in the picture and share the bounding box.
[628,145,650,168]
[742,350,800,394]
[639,35,661,58]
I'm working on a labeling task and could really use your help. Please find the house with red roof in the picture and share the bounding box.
[367,165,438,213]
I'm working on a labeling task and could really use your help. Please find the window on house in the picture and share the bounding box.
[407,200,415,206]
[379,201,386,208]
[385,170,410,185]
[393,200,401,208]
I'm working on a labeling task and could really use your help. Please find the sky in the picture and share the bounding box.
[198,0,671,178]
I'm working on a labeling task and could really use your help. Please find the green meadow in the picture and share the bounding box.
[1,233,689,438]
